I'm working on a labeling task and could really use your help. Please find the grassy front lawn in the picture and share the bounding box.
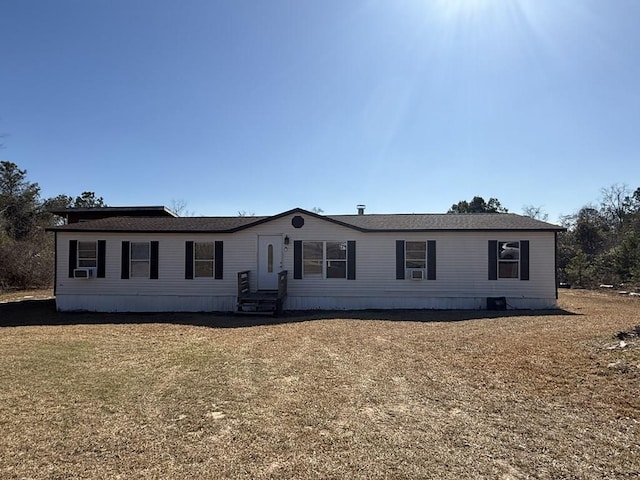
[0,290,638,479]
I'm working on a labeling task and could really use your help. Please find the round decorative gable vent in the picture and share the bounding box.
[291,216,305,229]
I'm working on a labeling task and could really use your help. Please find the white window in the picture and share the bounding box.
[194,242,214,277]
[405,241,426,270]
[77,241,97,268]
[77,242,98,267]
[303,241,348,279]
[303,241,323,276]
[498,241,519,278]
[130,242,150,278]
[326,241,347,278]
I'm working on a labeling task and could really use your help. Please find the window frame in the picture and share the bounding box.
[130,241,151,278]
[77,241,97,268]
[194,241,215,278]
[302,241,324,277]
[302,241,349,279]
[405,241,427,272]
[326,241,348,279]
[497,241,520,279]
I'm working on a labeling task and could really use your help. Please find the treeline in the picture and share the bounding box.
[0,161,105,289]
[558,185,640,289]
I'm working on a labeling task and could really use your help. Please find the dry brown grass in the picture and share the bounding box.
[0,290,638,479]
[0,288,53,303]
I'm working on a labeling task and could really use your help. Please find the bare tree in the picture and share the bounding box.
[522,205,549,221]
[600,183,633,229]
[170,199,195,217]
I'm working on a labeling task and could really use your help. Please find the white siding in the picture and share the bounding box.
[55,213,558,312]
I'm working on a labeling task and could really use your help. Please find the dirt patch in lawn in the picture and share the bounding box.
[0,290,638,479]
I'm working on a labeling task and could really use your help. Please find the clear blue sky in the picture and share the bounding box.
[1,0,639,222]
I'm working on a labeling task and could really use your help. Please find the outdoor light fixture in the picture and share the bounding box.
[284,235,290,245]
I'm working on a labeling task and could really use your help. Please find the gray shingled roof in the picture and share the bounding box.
[49,208,564,233]
[50,216,268,232]
[328,213,564,231]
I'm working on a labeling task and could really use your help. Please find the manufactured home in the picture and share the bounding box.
[48,206,565,313]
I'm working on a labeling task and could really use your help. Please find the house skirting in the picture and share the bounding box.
[55,294,237,313]
[56,294,558,313]
[284,296,557,310]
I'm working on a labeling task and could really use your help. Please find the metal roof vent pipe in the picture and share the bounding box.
[357,204,366,215]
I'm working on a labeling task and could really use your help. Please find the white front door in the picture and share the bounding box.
[258,235,283,290]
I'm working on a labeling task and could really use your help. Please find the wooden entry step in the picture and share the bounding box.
[236,271,287,315]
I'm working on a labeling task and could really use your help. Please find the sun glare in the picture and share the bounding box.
[436,0,497,19]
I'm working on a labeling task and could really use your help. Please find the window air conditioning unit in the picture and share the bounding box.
[73,268,95,279]
[410,269,424,280]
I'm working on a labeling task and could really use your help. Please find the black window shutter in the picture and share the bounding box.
[121,241,130,279]
[184,241,193,280]
[185,241,194,279]
[214,241,224,279]
[150,241,159,279]
[97,240,106,278]
[293,240,302,279]
[68,240,77,278]
[427,240,436,280]
[347,241,356,280]
[488,240,498,280]
[396,240,405,280]
[520,240,530,281]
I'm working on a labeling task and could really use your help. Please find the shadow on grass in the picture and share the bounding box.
[0,298,580,329]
